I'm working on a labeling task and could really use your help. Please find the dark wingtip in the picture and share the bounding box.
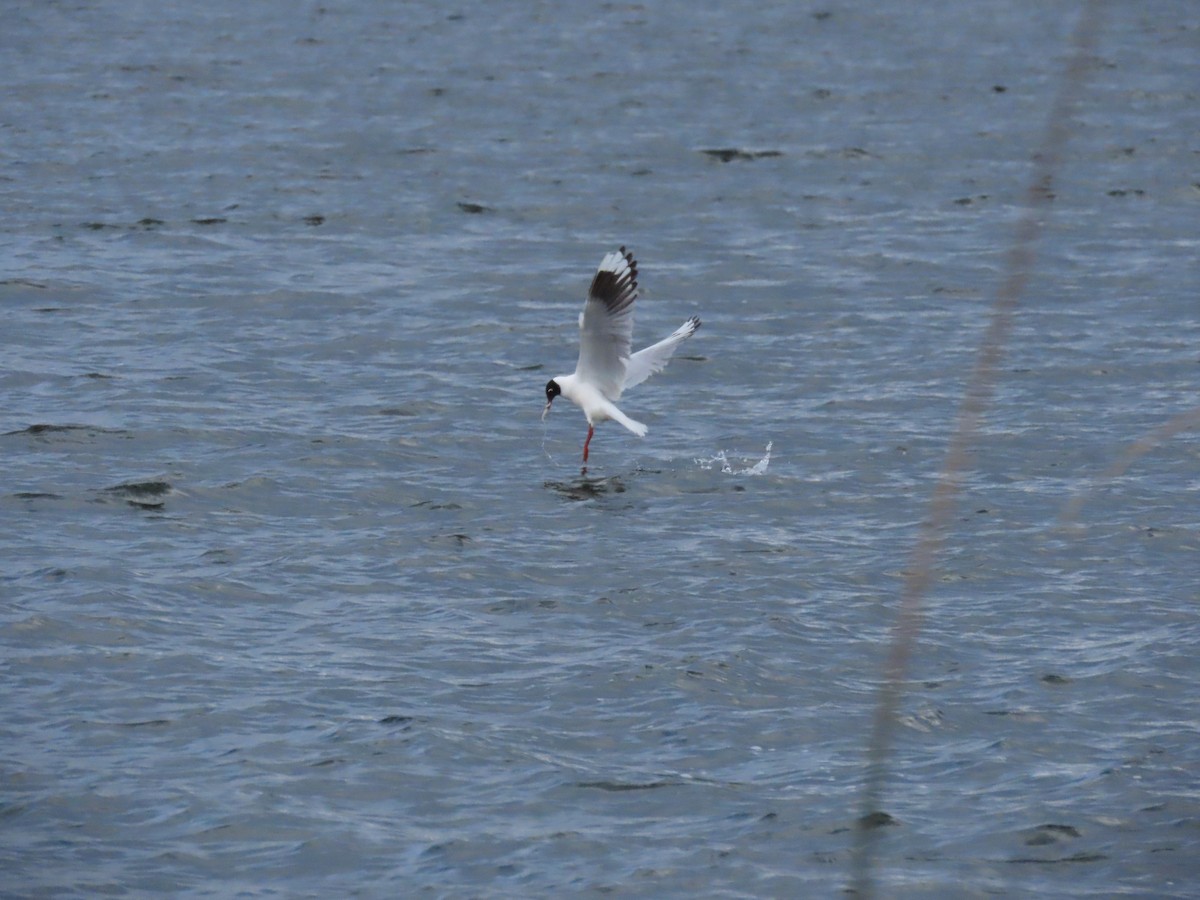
[619,246,638,287]
[589,247,639,312]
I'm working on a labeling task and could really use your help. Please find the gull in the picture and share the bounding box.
[542,246,701,463]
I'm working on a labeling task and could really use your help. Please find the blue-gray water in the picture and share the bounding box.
[3,1,1198,896]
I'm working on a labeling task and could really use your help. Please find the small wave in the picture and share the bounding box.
[695,441,772,475]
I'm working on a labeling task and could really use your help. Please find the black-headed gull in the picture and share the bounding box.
[542,246,701,463]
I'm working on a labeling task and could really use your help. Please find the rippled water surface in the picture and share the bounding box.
[3,1,1198,896]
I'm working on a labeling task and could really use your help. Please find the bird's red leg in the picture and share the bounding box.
[582,425,594,462]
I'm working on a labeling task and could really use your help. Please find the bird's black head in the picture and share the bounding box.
[541,379,561,422]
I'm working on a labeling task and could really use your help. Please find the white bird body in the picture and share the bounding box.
[550,373,648,436]
[543,247,701,463]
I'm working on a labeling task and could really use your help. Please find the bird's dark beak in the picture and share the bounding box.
[541,399,553,421]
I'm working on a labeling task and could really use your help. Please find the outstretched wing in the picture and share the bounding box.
[575,246,637,400]
[622,316,701,391]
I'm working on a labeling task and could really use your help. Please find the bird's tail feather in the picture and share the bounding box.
[612,409,648,437]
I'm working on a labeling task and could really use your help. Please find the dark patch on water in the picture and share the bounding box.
[104,480,172,497]
[577,780,681,792]
[544,477,626,500]
[17,424,74,435]
[80,218,165,231]
[430,532,471,547]
[101,480,172,509]
[378,715,414,726]
[6,424,127,440]
[486,598,558,614]
[1008,853,1107,865]
[700,148,783,163]
[1023,823,1081,846]
[858,811,898,830]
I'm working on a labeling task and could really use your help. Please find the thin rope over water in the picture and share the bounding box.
[1058,405,1200,528]
[849,2,1108,895]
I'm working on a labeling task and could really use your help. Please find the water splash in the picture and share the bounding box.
[695,441,772,475]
